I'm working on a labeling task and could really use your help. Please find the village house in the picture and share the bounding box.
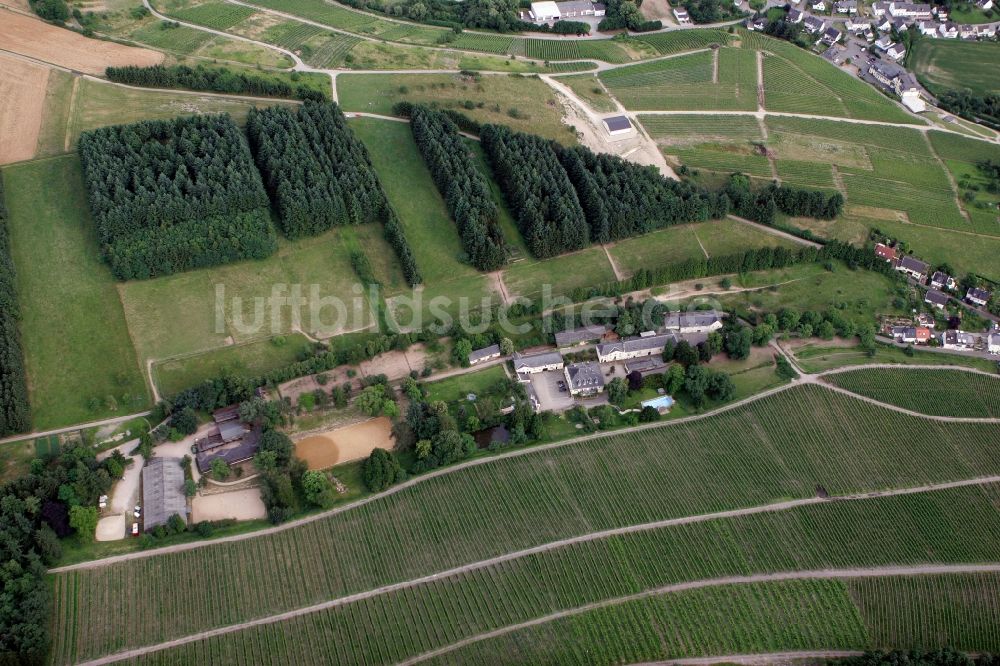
[804,15,827,32]
[624,356,669,376]
[468,343,501,366]
[810,0,827,11]
[939,22,959,38]
[673,6,692,23]
[874,243,897,262]
[554,324,607,350]
[933,4,948,18]
[959,23,978,39]
[663,310,724,334]
[886,42,907,59]
[845,16,870,30]
[596,332,676,363]
[875,34,894,50]
[563,362,605,397]
[872,1,890,15]
[866,61,924,111]
[966,287,992,307]
[940,329,978,350]
[822,26,843,44]
[917,20,938,35]
[978,24,997,37]
[989,332,1000,354]
[787,7,804,22]
[976,0,993,10]
[512,350,564,374]
[875,16,893,31]
[748,16,769,30]
[930,271,955,290]
[924,289,949,310]
[892,325,917,343]
[888,1,932,19]
[895,255,928,281]
[834,0,858,12]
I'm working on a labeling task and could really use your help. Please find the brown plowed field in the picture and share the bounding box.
[0,10,164,75]
[0,53,48,164]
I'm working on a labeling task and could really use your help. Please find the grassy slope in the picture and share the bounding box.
[48,386,1000,662]
[423,364,507,404]
[824,368,1000,418]
[911,39,1000,96]
[2,156,149,429]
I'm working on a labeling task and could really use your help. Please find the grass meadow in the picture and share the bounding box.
[911,38,1000,96]
[2,156,150,429]
[48,390,1000,663]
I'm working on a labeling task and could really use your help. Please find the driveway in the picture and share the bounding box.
[529,370,575,412]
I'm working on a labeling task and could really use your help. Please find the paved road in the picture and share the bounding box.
[876,335,1000,361]
[71,473,1000,664]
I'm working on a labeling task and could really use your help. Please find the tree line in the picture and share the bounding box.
[105,65,326,102]
[936,90,1000,131]
[77,114,275,280]
[0,175,30,436]
[480,124,589,258]
[407,106,507,271]
[725,173,843,223]
[554,143,729,243]
[597,0,662,31]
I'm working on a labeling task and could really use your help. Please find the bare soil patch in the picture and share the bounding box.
[295,417,394,470]
[641,0,676,21]
[191,488,266,522]
[96,515,127,541]
[0,53,48,164]
[0,10,163,74]
[358,345,428,381]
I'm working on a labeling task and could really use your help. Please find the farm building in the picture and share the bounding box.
[513,350,564,374]
[526,0,604,21]
[924,289,949,310]
[966,287,991,307]
[563,362,605,396]
[663,310,723,334]
[602,115,634,138]
[597,333,676,362]
[528,1,560,20]
[141,457,188,532]
[196,427,262,474]
[555,324,607,349]
[469,343,501,365]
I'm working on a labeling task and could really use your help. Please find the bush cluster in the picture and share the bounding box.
[105,65,325,101]
[77,115,276,280]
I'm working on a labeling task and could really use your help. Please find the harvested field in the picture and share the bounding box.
[295,416,394,469]
[0,53,48,164]
[191,488,266,522]
[0,10,163,75]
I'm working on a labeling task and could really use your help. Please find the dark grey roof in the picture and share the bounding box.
[555,325,607,347]
[663,310,722,330]
[597,332,676,357]
[469,343,501,363]
[196,427,262,474]
[603,115,632,132]
[925,289,949,305]
[142,457,188,531]
[555,0,599,11]
[967,287,991,302]
[624,357,668,373]
[512,350,564,371]
[931,270,951,284]
[218,419,248,443]
[897,255,928,273]
[788,7,803,18]
[566,362,605,391]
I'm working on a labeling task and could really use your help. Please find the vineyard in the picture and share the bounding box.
[448,32,515,55]
[512,38,632,63]
[825,368,1000,418]
[775,159,836,189]
[129,22,214,54]
[638,114,763,146]
[169,1,256,30]
[634,29,732,55]
[47,385,1000,663]
[674,145,772,179]
[259,21,326,50]
[306,33,361,67]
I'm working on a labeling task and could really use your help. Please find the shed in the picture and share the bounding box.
[602,115,633,137]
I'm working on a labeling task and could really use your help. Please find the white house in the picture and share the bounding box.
[930,271,955,290]
[988,332,1000,354]
[966,287,992,307]
[810,0,827,11]
[554,0,606,17]
[872,1,890,15]
[834,0,858,12]
[895,255,928,281]
[787,7,805,22]
[978,24,997,37]
[528,1,560,21]
[886,42,907,60]
[888,1,932,19]
[846,16,870,30]
[563,362,605,397]
[596,333,676,363]
[822,26,843,44]
[663,310,723,334]
[924,289,949,310]
[512,350,564,374]
[804,15,827,33]
[939,22,959,38]
[976,0,993,10]
[917,20,938,36]
[673,7,692,23]
[940,330,977,350]
[469,343,501,365]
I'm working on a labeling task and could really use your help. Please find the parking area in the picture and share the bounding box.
[528,370,575,412]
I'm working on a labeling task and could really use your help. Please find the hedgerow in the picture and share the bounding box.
[480,124,588,258]
[0,174,30,435]
[408,106,507,271]
[554,143,729,243]
[104,64,326,101]
[77,114,276,280]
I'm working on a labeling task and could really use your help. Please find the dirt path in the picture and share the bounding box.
[693,231,710,259]
[603,244,625,281]
[727,215,822,248]
[77,558,1000,666]
[0,7,162,74]
[649,651,864,665]
[755,50,765,112]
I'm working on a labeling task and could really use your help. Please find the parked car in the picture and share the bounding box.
[131,523,139,536]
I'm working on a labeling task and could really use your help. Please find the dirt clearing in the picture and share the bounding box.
[192,488,266,522]
[0,10,163,74]
[0,53,48,164]
[295,417,394,469]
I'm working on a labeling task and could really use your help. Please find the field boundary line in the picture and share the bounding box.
[74,561,1000,666]
[62,75,80,153]
[641,650,864,664]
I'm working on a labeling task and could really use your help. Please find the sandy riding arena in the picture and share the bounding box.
[192,488,267,522]
[0,10,164,75]
[0,53,48,164]
[296,417,395,470]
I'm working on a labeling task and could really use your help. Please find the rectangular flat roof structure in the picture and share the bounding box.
[602,116,633,135]
[141,457,188,531]
[513,350,564,372]
[530,0,560,18]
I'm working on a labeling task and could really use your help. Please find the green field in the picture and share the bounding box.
[555,74,619,113]
[424,364,508,404]
[48,427,1000,664]
[911,39,1000,96]
[824,368,1000,418]
[791,340,1000,374]
[2,156,150,429]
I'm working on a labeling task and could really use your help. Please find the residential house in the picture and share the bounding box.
[988,332,1000,354]
[872,1,890,15]
[966,287,992,307]
[959,23,978,39]
[804,15,827,32]
[663,310,724,334]
[563,362,605,397]
[673,7,692,23]
[924,289,949,310]
[933,4,948,18]
[915,326,931,344]
[930,271,955,290]
[895,255,928,281]
[469,343,501,365]
[940,329,977,349]
[846,16,870,30]
[875,34,894,50]
[141,457,189,532]
[834,0,858,12]
[939,22,959,38]
[886,42,907,59]
[810,0,827,11]
[822,26,843,43]
[787,7,804,22]
[554,324,607,350]
[874,242,897,262]
[976,0,993,9]
[512,350,564,374]
[749,16,769,30]
[888,1,932,19]
[892,326,917,343]
[978,24,996,37]
[875,16,893,31]
[917,20,938,35]
[596,332,676,363]
[624,356,668,376]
